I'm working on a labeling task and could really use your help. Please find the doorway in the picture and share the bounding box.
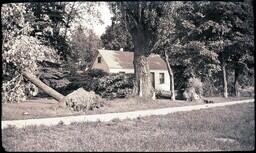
[150,72,155,89]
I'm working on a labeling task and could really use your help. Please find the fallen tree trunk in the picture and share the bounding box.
[22,71,65,102]
[22,71,104,112]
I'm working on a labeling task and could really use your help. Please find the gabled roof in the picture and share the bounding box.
[98,49,167,70]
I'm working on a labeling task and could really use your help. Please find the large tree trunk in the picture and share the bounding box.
[22,71,65,102]
[131,28,154,99]
[221,63,228,98]
[133,54,153,98]
[164,50,175,101]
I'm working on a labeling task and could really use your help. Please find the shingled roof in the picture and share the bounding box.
[98,49,167,70]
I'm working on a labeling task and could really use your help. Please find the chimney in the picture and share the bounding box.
[120,48,123,52]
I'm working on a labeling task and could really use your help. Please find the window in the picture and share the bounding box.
[159,73,165,84]
[97,57,101,63]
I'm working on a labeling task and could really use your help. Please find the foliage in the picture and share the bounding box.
[87,69,109,78]
[1,2,104,102]
[152,1,254,97]
[92,73,134,99]
[101,17,134,51]
[176,1,254,96]
[183,78,203,101]
[2,35,60,103]
[1,4,60,103]
[108,2,176,98]
[38,67,71,96]
[27,2,71,60]
[69,26,102,70]
[63,73,135,100]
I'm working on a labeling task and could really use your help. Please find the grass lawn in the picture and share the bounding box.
[2,102,255,151]
[1,96,253,120]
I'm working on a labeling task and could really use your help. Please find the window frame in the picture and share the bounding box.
[159,73,165,84]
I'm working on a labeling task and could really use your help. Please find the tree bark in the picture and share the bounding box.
[234,68,240,97]
[164,50,175,101]
[22,71,65,102]
[130,27,154,99]
[221,63,228,98]
[133,54,153,98]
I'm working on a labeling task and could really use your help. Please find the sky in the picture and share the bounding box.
[68,2,113,38]
[93,2,113,36]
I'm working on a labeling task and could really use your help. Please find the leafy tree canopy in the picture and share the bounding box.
[101,16,134,51]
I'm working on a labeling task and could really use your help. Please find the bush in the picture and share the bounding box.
[87,69,108,78]
[63,73,135,100]
[202,78,222,97]
[90,73,135,99]
[183,77,203,101]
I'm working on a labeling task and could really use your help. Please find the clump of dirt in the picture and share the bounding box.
[64,88,104,112]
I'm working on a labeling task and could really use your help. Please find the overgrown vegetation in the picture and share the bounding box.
[1,2,103,103]
[66,70,135,100]
[183,78,203,101]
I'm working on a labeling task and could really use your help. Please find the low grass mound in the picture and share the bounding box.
[65,88,104,112]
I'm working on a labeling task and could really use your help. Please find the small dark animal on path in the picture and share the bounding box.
[203,99,214,104]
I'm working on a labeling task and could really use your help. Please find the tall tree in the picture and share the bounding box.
[151,2,219,100]
[1,2,104,103]
[168,1,254,98]
[27,2,103,61]
[70,25,102,70]
[27,2,71,60]
[110,2,172,99]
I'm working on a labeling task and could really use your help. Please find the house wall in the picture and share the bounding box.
[109,68,170,91]
[91,54,110,73]
[150,70,170,91]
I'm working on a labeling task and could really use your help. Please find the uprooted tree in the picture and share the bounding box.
[2,2,103,103]
[2,3,61,103]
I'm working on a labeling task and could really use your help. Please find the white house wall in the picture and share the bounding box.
[109,68,170,91]
[151,70,170,91]
[91,54,110,73]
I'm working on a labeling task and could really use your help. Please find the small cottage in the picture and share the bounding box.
[91,49,170,91]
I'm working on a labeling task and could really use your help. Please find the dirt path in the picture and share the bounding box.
[1,99,254,129]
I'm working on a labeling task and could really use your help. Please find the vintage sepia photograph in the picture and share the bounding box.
[1,0,255,151]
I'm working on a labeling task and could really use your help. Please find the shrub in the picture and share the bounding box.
[87,69,108,78]
[183,77,203,101]
[202,78,222,97]
[90,73,135,99]
[63,73,135,100]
